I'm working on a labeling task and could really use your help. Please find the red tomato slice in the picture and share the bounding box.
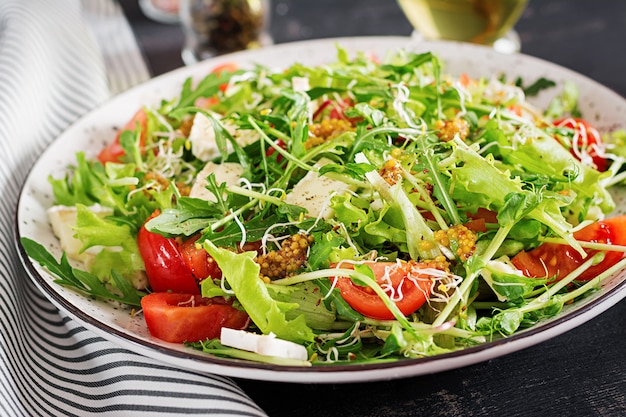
[141,293,249,343]
[329,98,352,119]
[192,62,238,108]
[464,217,487,233]
[97,141,125,164]
[332,261,435,320]
[194,96,219,108]
[211,62,238,93]
[98,108,148,164]
[459,72,471,88]
[330,98,364,124]
[465,208,499,232]
[467,208,499,224]
[179,234,222,280]
[313,98,361,124]
[511,215,626,281]
[507,104,524,117]
[553,117,607,172]
[312,100,332,120]
[137,212,200,294]
[265,139,287,162]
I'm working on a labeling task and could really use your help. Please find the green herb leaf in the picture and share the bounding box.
[203,240,315,343]
[20,237,144,306]
[516,76,556,97]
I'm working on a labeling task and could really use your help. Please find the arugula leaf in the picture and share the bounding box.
[307,86,344,100]
[515,76,556,97]
[200,211,280,247]
[173,71,233,111]
[283,90,311,158]
[315,278,363,322]
[482,259,547,302]
[307,232,345,271]
[20,237,144,306]
[145,199,218,237]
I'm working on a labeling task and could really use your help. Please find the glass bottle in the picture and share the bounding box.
[180,0,272,65]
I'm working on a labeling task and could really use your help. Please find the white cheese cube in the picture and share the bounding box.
[47,204,114,263]
[220,328,308,361]
[188,113,259,162]
[225,123,260,148]
[190,162,244,202]
[188,113,222,162]
[285,157,356,219]
[291,76,310,92]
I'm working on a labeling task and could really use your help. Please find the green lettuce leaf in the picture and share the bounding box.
[203,240,315,343]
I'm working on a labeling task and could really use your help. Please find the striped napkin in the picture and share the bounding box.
[0,1,266,415]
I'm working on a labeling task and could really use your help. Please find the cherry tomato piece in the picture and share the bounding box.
[141,293,250,343]
[511,215,626,281]
[329,98,352,119]
[179,234,222,280]
[507,104,524,117]
[332,261,434,320]
[265,139,287,162]
[98,109,148,164]
[194,96,219,108]
[313,98,362,124]
[312,100,332,120]
[137,213,200,294]
[553,117,607,172]
[465,208,499,233]
[459,73,471,88]
[211,62,238,93]
[192,63,239,108]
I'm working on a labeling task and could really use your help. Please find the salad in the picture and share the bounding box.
[22,46,626,367]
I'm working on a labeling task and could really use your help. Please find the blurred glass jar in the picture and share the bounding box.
[397,0,528,53]
[139,0,180,24]
[180,0,272,65]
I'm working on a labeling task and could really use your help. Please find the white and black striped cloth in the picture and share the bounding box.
[0,1,266,415]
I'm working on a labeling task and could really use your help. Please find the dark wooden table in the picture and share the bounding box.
[122,1,626,415]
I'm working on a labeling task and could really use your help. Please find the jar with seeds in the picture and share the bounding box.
[180,0,272,64]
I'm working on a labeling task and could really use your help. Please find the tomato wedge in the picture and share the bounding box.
[329,98,352,120]
[313,98,361,124]
[511,215,626,281]
[98,108,147,164]
[465,208,499,233]
[141,293,250,343]
[332,261,435,320]
[137,213,200,294]
[211,62,238,93]
[193,62,239,108]
[553,117,607,172]
[179,234,222,280]
[265,139,287,162]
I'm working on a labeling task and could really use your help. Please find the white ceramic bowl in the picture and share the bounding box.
[16,37,626,383]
